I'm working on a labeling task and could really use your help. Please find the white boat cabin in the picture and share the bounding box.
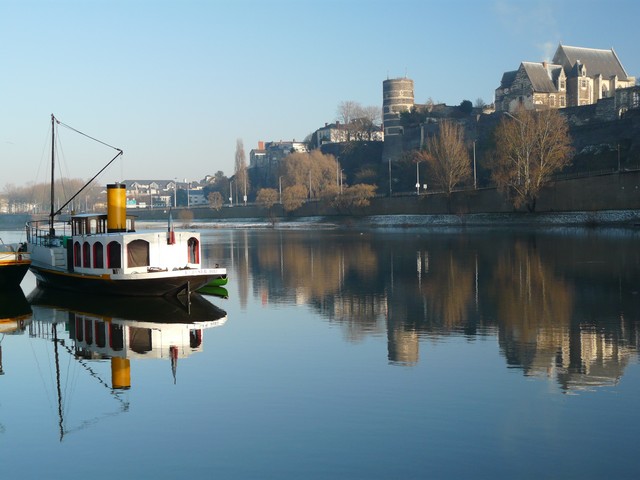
[68,212,202,276]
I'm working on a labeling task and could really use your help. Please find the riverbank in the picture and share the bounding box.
[131,169,640,228]
[132,209,640,232]
[4,170,640,230]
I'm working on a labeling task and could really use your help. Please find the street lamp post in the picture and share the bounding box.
[415,161,420,195]
[229,180,233,206]
[279,176,283,203]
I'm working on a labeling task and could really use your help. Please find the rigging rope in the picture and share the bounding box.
[49,115,124,218]
[56,119,123,153]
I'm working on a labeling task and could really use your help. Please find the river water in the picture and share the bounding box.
[1,226,640,479]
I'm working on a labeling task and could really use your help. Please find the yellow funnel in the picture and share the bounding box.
[107,183,127,232]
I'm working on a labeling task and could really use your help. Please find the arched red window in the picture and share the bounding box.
[93,242,104,268]
[107,241,122,269]
[84,319,93,345]
[74,242,81,267]
[83,242,91,267]
[187,237,199,264]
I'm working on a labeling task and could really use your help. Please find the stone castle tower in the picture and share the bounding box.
[383,78,415,137]
[383,78,415,161]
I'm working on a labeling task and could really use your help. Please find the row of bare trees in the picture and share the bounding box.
[411,107,573,212]
[2,179,103,213]
[254,150,376,213]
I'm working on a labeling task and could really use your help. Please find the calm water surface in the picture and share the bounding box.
[1,226,640,479]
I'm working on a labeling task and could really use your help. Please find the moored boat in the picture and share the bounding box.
[0,240,31,288]
[26,115,226,297]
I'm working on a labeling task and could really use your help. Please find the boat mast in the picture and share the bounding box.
[50,114,56,236]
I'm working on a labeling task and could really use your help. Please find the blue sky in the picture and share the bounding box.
[1,0,639,188]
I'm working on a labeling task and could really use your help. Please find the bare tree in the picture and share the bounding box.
[361,105,381,126]
[208,191,223,210]
[425,97,435,112]
[256,188,278,209]
[422,120,472,194]
[279,150,338,199]
[492,108,573,212]
[337,101,382,141]
[234,138,249,203]
[337,100,360,125]
[282,185,308,212]
[337,184,377,208]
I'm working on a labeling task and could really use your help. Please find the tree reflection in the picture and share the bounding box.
[487,237,638,392]
[420,250,475,329]
[235,229,640,387]
[489,239,573,350]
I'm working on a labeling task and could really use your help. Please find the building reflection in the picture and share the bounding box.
[237,228,640,391]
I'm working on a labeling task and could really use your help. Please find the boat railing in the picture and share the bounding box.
[26,219,73,247]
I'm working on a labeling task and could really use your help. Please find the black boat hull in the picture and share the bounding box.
[0,263,30,289]
[30,266,215,297]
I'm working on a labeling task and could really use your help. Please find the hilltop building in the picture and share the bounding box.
[495,44,636,112]
[249,140,308,170]
[315,121,383,148]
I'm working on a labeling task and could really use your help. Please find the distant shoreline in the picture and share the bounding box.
[135,209,640,230]
[4,209,640,232]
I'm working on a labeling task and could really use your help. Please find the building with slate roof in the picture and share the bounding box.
[495,44,635,112]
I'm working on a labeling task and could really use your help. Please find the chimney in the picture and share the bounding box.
[258,140,264,150]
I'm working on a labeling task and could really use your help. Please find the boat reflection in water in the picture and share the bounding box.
[0,289,32,333]
[0,289,32,375]
[27,288,227,388]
